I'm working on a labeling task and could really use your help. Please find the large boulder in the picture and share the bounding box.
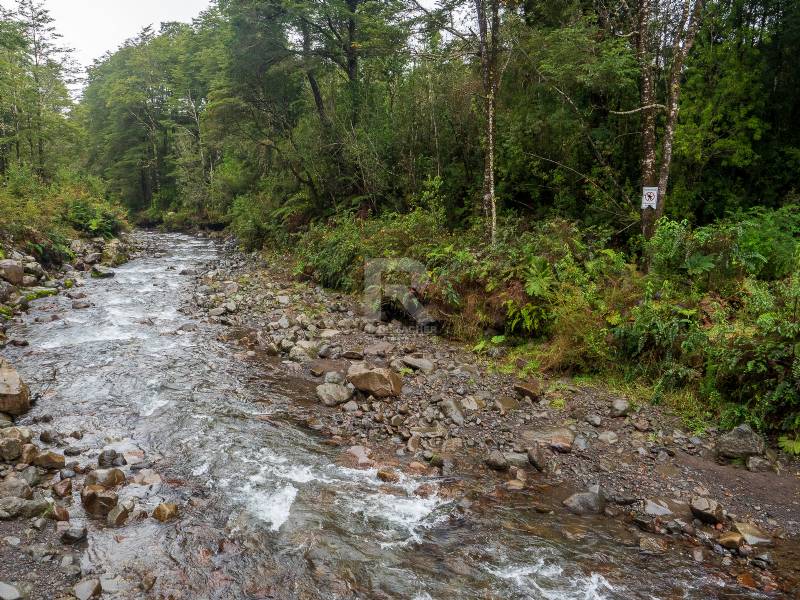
[0,280,15,303]
[716,424,765,459]
[0,477,32,499]
[0,359,30,416]
[102,239,129,267]
[0,260,24,286]
[347,364,402,398]
[520,428,575,453]
[81,485,118,517]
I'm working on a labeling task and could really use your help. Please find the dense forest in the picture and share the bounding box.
[2,0,800,445]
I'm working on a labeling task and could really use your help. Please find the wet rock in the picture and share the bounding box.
[527,445,547,471]
[85,468,126,489]
[73,578,101,600]
[0,260,24,286]
[0,477,32,499]
[90,265,115,279]
[346,446,375,467]
[0,438,21,462]
[639,537,667,554]
[98,449,126,468]
[563,491,605,515]
[72,300,91,310]
[60,525,87,544]
[0,359,30,416]
[0,281,14,304]
[347,364,402,398]
[32,451,64,470]
[734,522,773,546]
[152,502,178,522]
[81,485,118,517]
[504,452,529,468]
[0,582,21,600]
[316,383,353,407]
[107,498,135,527]
[690,497,724,524]
[377,468,400,483]
[715,424,764,459]
[484,450,509,471]
[520,428,575,453]
[401,356,435,374]
[610,398,630,417]
[39,429,58,444]
[513,380,542,400]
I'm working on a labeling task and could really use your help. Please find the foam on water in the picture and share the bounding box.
[246,483,298,531]
[487,554,615,600]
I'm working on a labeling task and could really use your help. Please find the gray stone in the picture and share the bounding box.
[0,477,32,499]
[690,497,724,524]
[563,491,604,515]
[746,456,772,473]
[315,383,353,407]
[520,428,575,453]
[610,398,630,417]
[484,450,509,471]
[527,444,547,471]
[401,356,435,374]
[60,526,88,544]
[643,499,672,517]
[0,582,21,600]
[715,424,765,459]
[0,260,24,286]
[504,452,529,469]
[74,578,101,600]
[440,398,464,426]
[598,431,619,444]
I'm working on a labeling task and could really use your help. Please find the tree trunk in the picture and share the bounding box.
[638,0,659,240]
[475,0,499,244]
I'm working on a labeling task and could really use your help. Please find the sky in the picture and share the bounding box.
[8,0,213,68]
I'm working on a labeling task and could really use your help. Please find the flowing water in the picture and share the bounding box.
[4,232,773,599]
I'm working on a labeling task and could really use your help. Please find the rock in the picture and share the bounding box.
[73,578,101,600]
[347,364,402,398]
[60,526,87,544]
[0,260,24,286]
[520,428,575,453]
[585,414,602,427]
[0,438,21,462]
[440,398,464,426]
[33,451,64,470]
[563,491,605,515]
[504,452,529,468]
[484,450,509,471]
[346,446,374,467]
[0,281,14,303]
[289,345,313,362]
[513,380,542,400]
[208,307,225,317]
[107,498,135,527]
[734,522,773,546]
[0,582,21,600]
[0,359,30,416]
[152,502,178,522]
[401,356,435,373]
[342,400,359,412]
[376,468,400,483]
[746,456,772,473]
[527,445,547,471]
[52,504,70,521]
[72,300,91,310]
[717,532,743,549]
[81,485,118,517]
[639,537,667,554]
[0,497,48,519]
[0,478,32,499]
[715,424,765,459]
[316,383,353,407]
[90,265,115,279]
[598,431,619,444]
[690,497,724,525]
[494,396,519,414]
[85,468,125,488]
[610,398,630,417]
[643,499,672,517]
[98,449,125,468]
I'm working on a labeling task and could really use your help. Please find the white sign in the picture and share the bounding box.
[642,187,659,210]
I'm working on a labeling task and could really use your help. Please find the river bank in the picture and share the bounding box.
[0,231,798,599]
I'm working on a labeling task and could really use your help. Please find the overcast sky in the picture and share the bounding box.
[5,0,213,68]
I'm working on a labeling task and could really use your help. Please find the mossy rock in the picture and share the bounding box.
[0,305,12,319]
[64,279,74,289]
[24,288,58,302]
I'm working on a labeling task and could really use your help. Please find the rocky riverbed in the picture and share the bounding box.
[0,231,798,599]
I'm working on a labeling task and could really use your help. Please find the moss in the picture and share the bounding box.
[64,279,74,289]
[0,305,13,319]
[24,288,57,302]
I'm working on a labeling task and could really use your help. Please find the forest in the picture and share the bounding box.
[2,0,800,445]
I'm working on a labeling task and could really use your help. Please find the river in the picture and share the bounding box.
[3,232,772,599]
